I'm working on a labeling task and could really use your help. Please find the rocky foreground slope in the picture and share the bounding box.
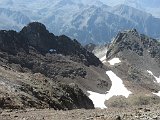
[1,104,160,120]
[0,22,111,110]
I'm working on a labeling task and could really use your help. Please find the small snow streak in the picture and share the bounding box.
[108,58,121,65]
[100,55,106,63]
[153,91,160,97]
[49,49,56,52]
[147,70,160,83]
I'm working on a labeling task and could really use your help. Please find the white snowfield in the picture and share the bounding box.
[106,71,132,98]
[108,58,121,65]
[147,70,160,83]
[88,70,132,109]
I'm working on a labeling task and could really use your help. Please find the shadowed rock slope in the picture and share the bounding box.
[0,22,111,110]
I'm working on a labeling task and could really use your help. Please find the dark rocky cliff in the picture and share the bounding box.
[0,22,111,110]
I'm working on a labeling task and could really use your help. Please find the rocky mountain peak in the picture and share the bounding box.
[125,28,139,35]
[113,29,139,44]
[21,22,47,34]
[20,22,54,53]
[107,29,160,59]
[0,22,102,67]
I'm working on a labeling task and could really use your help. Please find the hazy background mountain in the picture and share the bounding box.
[0,0,160,44]
[101,0,160,18]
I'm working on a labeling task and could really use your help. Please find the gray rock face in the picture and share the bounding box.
[106,29,160,64]
[0,69,94,110]
[105,29,160,93]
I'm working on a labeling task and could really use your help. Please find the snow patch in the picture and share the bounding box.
[108,58,121,65]
[49,49,56,53]
[88,70,132,109]
[147,70,160,83]
[147,70,153,75]
[153,91,160,97]
[87,91,107,109]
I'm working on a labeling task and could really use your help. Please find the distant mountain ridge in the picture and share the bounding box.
[0,0,160,44]
[102,0,160,17]
[0,8,30,30]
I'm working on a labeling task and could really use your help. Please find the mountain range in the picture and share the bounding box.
[0,0,160,44]
[102,0,160,18]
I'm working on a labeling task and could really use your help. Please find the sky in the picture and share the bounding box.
[100,0,125,6]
